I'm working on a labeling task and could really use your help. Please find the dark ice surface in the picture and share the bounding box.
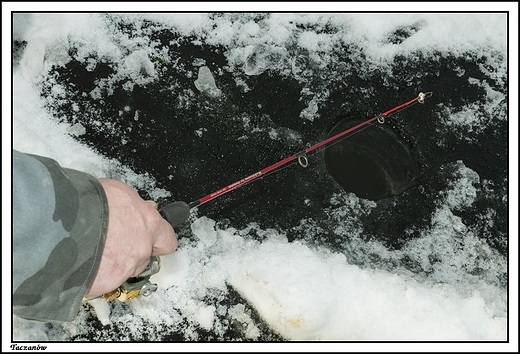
[12,13,509,341]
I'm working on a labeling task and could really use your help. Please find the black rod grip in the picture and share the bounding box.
[159,201,191,227]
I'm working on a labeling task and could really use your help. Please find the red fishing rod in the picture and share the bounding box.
[160,91,433,225]
[116,92,433,302]
[187,91,432,210]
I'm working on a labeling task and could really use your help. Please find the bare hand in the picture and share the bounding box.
[85,179,177,299]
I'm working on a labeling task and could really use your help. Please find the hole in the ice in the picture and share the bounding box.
[324,117,419,200]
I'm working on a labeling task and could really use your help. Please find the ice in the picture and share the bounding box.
[241,44,287,76]
[194,66,221,98]
[87,298,111,326]
[299,96,319,121]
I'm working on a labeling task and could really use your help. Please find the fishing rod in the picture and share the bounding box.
[186,91,432,210]
[104,91,433,302]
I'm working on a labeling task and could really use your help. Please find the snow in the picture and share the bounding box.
[124,49,156,77]
[3,2,518,352]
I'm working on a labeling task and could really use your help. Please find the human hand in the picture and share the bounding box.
[85,179,178,300]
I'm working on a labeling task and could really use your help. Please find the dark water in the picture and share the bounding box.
[324,116,419,201]
[26,15,508,340]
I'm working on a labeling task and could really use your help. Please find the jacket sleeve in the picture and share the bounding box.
[13,150,109,322]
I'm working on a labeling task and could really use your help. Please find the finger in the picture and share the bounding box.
[145,200,158,209]
[133,257,152,277]
[151,217,178,256]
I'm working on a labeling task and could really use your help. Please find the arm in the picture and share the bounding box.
[12,150,178,322]
[13,150,108,321]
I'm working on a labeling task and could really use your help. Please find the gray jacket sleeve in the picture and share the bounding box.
[13,150,109,322]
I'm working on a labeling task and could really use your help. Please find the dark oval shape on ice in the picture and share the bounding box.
[324,117,419,201]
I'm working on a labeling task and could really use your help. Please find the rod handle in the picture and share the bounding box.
[159,201,191,228]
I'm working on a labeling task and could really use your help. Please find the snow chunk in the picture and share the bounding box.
[227,304,261,339]
[444,161,480,210]
[195,305,216,330]
[194,66,221,98]
[67,122,86,136]
[20,40,46,82]
[124,49,155,76]
[300,96,319,121]
[242,44,286,76]
[87,298,111,325]
[191,216,218,245]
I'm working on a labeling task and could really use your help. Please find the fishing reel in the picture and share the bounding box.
[100,201,191,302]
[102,255,162,302]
